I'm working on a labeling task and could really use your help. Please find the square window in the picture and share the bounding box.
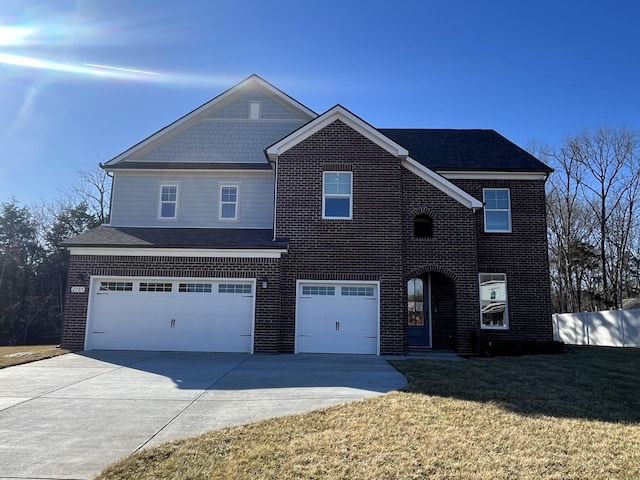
[323,172,352,219]
[483,188,511,232]
[479,273,508,328]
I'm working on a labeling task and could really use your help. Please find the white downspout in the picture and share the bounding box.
[271,159,278,241]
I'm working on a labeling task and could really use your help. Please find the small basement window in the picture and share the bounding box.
[414,214,434,238]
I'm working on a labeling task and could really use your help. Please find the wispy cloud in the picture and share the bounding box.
[0,77,51,144]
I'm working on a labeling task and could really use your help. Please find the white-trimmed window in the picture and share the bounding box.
[219,185,238,220]
[159,185,178,219]
[323,172,352,219]
[249,102,261,119]
[479,273,508,329]
[483,188,511,232]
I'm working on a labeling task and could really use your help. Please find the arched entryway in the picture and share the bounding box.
[407,271,456,350]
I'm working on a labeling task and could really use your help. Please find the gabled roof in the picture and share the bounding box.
[266,105,482,210]
[266,105,409,160]
[379,129,552,172]
[104,74,317,168]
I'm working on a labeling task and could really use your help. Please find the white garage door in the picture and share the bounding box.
[86,278,255,352]
[296,281,379,354]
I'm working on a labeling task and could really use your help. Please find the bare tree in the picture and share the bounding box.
[64,163,112,225]
[542,142,597,312]
[542,128,640,312]
[568,128,640,309]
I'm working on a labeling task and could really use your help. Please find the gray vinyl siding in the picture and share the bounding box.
[123,91,309,165]
[132,121,303,164]
[110,171,275,228]
[211,91,305,120]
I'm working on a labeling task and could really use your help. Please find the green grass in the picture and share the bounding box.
[0,344,72,368]
[96,347,640,480]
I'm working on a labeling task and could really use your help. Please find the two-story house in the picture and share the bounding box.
[61,75,553,355]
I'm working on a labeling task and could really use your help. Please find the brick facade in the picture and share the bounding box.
[453,178,554,347]
[275,120,406,354]
[62,122,553,356]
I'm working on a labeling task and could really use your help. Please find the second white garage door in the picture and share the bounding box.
[296,281,379,354]
[86,277,255,352]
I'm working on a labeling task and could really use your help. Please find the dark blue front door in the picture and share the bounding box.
[408,277,431,347]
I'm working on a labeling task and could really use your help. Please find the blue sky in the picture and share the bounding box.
[1,0,639,206]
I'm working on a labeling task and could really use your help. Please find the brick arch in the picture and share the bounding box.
[409,206,437,218]
[405,265,458,281]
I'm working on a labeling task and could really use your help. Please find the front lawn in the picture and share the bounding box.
[0,345,72,368]
[96,347,640,480]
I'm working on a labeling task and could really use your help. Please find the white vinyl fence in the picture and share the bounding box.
[553,309,640,347]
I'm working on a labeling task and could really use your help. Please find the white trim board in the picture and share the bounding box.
[267,105,409,160]
[402,157,483,210]
[68,247,287,258]
[439,171,549,181]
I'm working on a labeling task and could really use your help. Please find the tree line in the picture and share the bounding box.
[537,127,640,313]
[1,129,638,345]
[0,168,110,345]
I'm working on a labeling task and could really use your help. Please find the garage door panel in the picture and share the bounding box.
[296,282,378,354]
[87,278,254,353]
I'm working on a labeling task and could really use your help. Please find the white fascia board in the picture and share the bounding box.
[439,171,549,181]
[105,75,316,166]
[402,157,483,210]
[67,247,286,258]
[107,167,273,174]
[266,105,409,160]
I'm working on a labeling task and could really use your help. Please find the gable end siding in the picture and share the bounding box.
[211,90,309,120]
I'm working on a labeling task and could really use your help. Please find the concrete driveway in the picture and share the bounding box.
[0,351,406,480]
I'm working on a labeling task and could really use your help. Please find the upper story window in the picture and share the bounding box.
[483,188,511,232]
[479,273,508,329]
[414,214,434,238]
[159,185,178,219]
[249,102,261,119]
[219,185,238,220]
[323,172,352,219]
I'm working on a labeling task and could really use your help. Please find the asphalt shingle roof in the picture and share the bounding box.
[105,162,272,170]
[379,129,553,172]
[62,226,288,249]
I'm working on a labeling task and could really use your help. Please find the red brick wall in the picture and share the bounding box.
[61,254,281,353]
[452,178,554,346]
[401,169,480,354]
[62,122,553,356]
[275,120,406,354]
